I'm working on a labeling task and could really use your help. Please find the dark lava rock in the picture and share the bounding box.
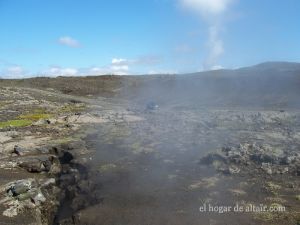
[18,158,43,173]
[199,153,227,165]
[13,145,26,156]
[9,185,29,196]
[250,153,277,164]
[36,146,51,154]
[7,180,31,196]
[71,196,88,211]
[59,174,76,187]
[200,143,300,176]
[18,156,53,173]
[56,214,81,225]
[77,180,95,194]
[59,151,74,164]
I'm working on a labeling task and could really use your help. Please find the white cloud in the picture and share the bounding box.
[43,59,129,77]
[0,66,27,78]
[110,59,129,75]
[7,66,24,75]
[89,67,105,74]
[0,55,162,78]
[61,68,78,76]
[111,65,129,72]
[86,67,111,75]
[89,56,161,75]
[83,59,131,76]
[58,36,81,48]
[112,56,162,66]
[111,58,128,65]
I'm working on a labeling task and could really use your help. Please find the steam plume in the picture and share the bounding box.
[179,0,234,70]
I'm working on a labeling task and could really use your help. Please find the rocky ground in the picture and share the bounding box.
[62,105,300,225]
[1,69,300,225]
[0,86,142,225]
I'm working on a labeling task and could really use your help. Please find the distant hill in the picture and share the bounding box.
[240,61,300,71]
[1,62,300,109]
[127,61,300,109]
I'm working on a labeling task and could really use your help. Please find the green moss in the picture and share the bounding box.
[19,113,51,121]
[0,119,32,128]
[296,195,300,201]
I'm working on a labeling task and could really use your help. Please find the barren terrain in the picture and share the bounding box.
[0,62,300,225]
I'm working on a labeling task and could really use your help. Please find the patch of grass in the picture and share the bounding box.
[265,196,286,204]
[296,195,300,201]
[59,104,86,113]
[0,102,7,108]
[19,113,51,121]
[254,204,285,222]
[265,182,281,195]
[254,211,275,222]
[33,108,48,114]
[252,202,290,223]
[270,203,285,208]
[0,119,32,128]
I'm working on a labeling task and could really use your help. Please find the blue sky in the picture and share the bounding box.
[0,0,299,77]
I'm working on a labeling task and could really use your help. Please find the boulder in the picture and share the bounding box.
[17,156,52,173]
[6,179,33,197]
[13,145,26,156]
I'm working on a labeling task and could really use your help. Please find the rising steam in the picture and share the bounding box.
[179,0,234,70]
